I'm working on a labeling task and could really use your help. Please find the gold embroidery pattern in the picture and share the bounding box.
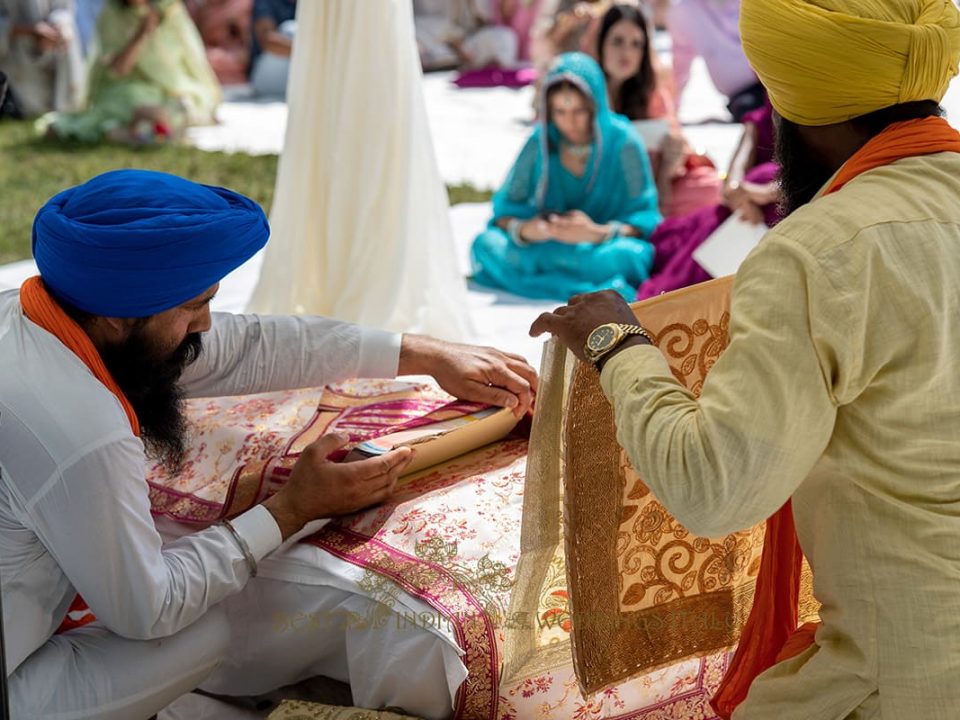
[615,310,743,615]
[655,313,730,396]
[565,278,767,695]
[618,493,764,609]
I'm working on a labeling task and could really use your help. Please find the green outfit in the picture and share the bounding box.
[49,0,220,142]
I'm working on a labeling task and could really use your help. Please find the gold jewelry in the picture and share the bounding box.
[584,322,653,365]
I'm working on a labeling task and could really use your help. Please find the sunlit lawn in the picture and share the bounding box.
[0,119,490,265]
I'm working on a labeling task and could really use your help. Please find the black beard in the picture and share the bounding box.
[775,117,837,217]
[100,328,203,475]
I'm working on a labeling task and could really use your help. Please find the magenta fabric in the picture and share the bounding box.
[637,161,779,300]
[666,162,723,218]
[636,101,777,300]
[453,66,538,88]
[743,100,775,166]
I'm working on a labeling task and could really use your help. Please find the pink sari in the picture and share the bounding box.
[637,102,779,300]
[492,0,545,61]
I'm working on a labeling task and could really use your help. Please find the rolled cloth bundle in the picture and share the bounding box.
[32,169,270,317]
[740,0,960,125]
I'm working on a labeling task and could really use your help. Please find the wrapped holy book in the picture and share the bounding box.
[342,406,520,479]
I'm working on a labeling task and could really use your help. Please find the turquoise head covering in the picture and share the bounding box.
[474,53,661,301]
[490,52,660,236]
[537,51,615,203]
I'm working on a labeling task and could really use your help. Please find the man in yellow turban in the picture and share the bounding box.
[530,0,960,718]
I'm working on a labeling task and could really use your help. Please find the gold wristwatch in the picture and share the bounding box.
[584,322,653,365]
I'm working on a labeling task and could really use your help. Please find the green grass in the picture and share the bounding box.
[0,120,278,265]
[0,119,492,265]
[447,183,494,206]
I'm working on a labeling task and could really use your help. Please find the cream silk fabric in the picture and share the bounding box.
[267,701,420,720]
[600,152,960,718]
[247,0,471,340]
[146,375,735,718]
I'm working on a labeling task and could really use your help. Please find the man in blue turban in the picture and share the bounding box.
[0,169,537,719]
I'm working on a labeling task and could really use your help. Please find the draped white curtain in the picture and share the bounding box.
[247,0,472,341]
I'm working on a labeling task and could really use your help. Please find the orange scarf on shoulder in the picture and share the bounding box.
[20,276,141,632]
[712,116,960,718]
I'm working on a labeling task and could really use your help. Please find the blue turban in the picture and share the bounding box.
[32,169,270,317]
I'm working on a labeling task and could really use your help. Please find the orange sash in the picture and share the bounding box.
[20,275,141,633]
[712,116,960,718]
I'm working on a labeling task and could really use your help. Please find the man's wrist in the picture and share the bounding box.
[262,495,304,542]
[398,333,443,376]
[595,335,651,373]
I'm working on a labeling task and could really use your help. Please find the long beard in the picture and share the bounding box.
[100,329,203,475]
[775,118,837,217]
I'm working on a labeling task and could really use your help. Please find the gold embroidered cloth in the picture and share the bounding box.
[568,278,761,695]
[520,278,818,697]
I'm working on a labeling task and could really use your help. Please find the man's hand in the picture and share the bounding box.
[263,434,413,540]
[399,334,538,417]
[529,290,643,363]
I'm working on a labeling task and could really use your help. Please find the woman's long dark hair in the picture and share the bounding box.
[597,4,655,120]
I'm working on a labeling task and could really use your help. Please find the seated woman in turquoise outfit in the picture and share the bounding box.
[471,52,661,301]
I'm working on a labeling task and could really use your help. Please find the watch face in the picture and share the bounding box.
[587,324,618,353]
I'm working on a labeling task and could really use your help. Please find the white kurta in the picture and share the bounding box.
[0,0,84,116]
[247,0,472,342]
[0,291,463,719]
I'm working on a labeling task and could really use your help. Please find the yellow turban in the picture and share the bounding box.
[740,0,960,126]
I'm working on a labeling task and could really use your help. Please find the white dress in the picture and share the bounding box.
[247,0,472,342]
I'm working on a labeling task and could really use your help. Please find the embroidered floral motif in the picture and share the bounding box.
[149,379,735,719]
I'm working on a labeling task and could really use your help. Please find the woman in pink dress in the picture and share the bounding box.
[492,0,544,61]
[595,3,721,218]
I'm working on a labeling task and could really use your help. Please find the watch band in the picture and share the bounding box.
[615,323,654,344]
[586,322,655,367]
[592,326,653,371]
